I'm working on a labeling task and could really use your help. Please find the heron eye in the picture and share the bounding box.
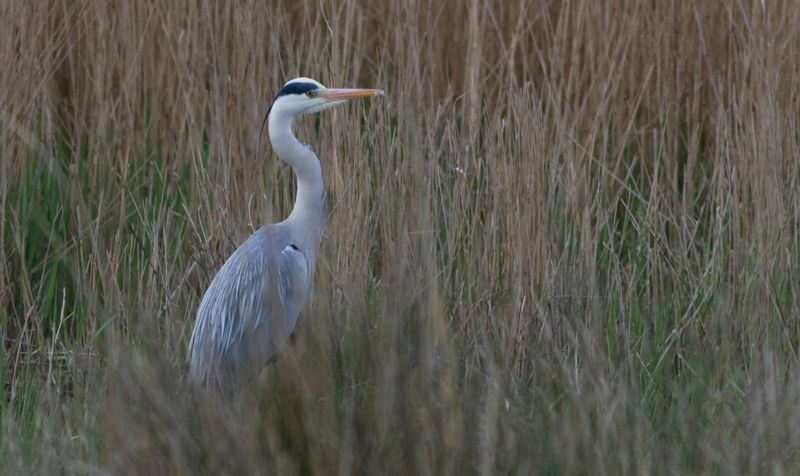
[306,90,315,98]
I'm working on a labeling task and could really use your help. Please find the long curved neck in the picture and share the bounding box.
[268,112,326,252]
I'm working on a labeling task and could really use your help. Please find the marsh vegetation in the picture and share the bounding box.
[2,0,800,473]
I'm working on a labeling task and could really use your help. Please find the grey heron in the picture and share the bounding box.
[188,77,383,390]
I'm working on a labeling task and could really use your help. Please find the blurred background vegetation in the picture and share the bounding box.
[1,0,799,473]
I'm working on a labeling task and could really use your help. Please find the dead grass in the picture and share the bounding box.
[2,0,800,474]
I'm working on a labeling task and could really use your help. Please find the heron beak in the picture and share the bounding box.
[319,88,384,101]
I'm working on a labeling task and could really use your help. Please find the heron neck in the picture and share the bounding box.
[268,113,326,250]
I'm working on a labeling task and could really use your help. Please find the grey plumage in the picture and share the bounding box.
[188,77,382,390]
[188,225,310,387]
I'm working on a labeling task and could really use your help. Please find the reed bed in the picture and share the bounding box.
[2,0,799,473]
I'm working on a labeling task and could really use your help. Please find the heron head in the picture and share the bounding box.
[268,77,383,117]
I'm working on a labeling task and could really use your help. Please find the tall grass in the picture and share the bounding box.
[2,0,800,473]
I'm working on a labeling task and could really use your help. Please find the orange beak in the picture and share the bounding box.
[319,88,384,101]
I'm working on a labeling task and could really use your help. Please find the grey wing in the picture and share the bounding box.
[272,244,309,334]
[188,229,309,388]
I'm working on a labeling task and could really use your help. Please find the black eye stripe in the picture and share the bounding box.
[276,82,319,98]
[266,81,320,117]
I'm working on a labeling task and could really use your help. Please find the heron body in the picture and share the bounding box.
[188,78,382,389]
